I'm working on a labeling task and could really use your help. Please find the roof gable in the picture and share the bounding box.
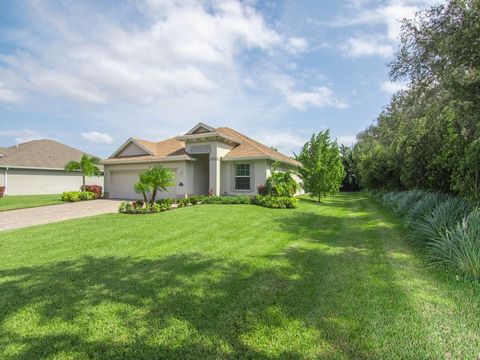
[115,141,150,158]
[186,122,216,135]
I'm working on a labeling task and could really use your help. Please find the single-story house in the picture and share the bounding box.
[102,123,302,199]
[0,139,103,196]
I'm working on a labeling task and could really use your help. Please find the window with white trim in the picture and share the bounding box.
[235,163,251,190]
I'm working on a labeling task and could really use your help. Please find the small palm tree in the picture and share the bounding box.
[64,154,102,189]
[137,165,175,205]
[134,181,151,204]
[265,162,299,197]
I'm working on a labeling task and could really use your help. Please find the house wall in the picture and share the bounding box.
[104,161,191,199]
[220,159,269,196]
[0,168,103,195]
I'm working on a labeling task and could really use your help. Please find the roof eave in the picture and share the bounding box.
[101,155,195,165]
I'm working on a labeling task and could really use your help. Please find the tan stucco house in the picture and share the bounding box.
[0,139,103,196]
[102,123,301,199]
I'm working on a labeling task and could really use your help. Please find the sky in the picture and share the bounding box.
[0,0,439,157]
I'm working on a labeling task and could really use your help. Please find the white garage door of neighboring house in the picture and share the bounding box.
[109,170,178,200]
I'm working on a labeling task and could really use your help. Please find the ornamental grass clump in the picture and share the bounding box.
[433,208,480,279]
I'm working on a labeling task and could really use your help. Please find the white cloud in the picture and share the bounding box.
[272,75,348,111]
[1,0,282,105]
[342,37,394,58]
[0,129,43,144]
[286,37,308,54]
[336,135,357,146]
[257,132,306,155]
[0,83,21,103]
[81,131,114,144]
[381,80,408,94]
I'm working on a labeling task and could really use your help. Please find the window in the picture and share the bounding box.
[235,163,251,190]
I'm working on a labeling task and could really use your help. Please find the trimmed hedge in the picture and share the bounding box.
[199,195,252,205]
[61,191,96,202]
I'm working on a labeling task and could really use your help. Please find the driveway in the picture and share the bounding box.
[0,200,124,232]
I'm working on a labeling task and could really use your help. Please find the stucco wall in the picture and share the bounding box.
[220,159,268,195]
[1,168,103,195]
[104,161,190,199]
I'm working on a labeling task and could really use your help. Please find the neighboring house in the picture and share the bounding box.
[0,139,103,195]
[102,123,302,199]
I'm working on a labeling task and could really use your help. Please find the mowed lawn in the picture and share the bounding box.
[0,194,62,212]
[0,194,479,359]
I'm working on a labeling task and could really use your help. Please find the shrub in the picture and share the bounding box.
[156,198,174,208]
[257,185,267,195]
[189,195,199,205]
[61,191,95,202]
[81,185,102,199]
[435,209,480,279]
[177,198,190,207]
[200,195,252,205]
[119,201,170,214]
[394,190,426,217]
[0,186,4,197]
[405,192,447,227]
[252,195,299,209]
[410,197,473,247]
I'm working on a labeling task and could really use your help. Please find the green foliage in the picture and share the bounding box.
[188,195,199,205]
[61,191,95,202]
[264,162,299,197]
[64,154,102,188]
[296,130,345,202]
[437,209,480,279]
[252,195,298,209]
[354,0,480,200]
[339,145,360,191]
[135,165,175,205]
[177,198,190,207]
[199,195,252,205]
[118,201,170,214]
[156,198,175,208]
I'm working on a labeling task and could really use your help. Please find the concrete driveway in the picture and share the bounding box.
[0,200,124,232]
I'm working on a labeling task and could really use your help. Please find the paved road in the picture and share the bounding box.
[0,200,124,232]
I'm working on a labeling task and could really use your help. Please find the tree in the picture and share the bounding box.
[339,145,360,191]
[296,130,345,202]
[265,162,299,197]
[135,165,175,205]
[64,154,102,189]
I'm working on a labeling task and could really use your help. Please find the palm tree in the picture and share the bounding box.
[134,181,150,204]
[64,154,102,189]
[137,165,175,205]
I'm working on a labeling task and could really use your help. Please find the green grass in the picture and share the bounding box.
[0,194,63,212]
[0,193,479,359]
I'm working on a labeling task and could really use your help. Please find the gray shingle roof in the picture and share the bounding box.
[0,139,101,169]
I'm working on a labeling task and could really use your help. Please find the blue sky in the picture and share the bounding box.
[0,0,437,157]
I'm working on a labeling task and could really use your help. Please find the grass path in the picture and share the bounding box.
[0,194,62,212]
[0,193,479,359]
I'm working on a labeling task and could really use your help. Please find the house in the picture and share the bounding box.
[102,123,302,199]
[0,139,103,196]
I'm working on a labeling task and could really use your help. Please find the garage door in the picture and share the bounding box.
[109,171,139,199]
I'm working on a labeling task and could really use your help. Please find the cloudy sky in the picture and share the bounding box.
[0,0,438,157]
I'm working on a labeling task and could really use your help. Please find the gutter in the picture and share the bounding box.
[3,167,7,196]
[101,155,196,165]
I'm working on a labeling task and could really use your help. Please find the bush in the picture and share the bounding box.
[119,201,171,214]
[394,190,426,217]
[177,198,190,207]
[435,208,480,279]
[61,191,95,202]
[200,195,252,205]
[156,198,174,206]
[189,195,199,205]
[257,185,267,195]
[405,192,446,227]
[0,186,4,197]
[81,185,102,199]
[252,195,299,209]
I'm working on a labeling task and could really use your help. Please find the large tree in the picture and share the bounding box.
[64,154,102,189]
[296,130,345,202]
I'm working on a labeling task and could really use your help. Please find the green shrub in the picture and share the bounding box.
[394,190,426,217]
[410,197,473,247]
[435,208,480,279]
[189,195,199,205]
[405,192,446,227]
[252,195,298,209]
[61,191,95,202]
[156,198,174,208]
[119,201,170,214]
[200,196,252,205]
[177,198,190,207]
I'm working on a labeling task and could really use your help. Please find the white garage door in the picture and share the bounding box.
[109,171,140,199]
[109,170,178,199]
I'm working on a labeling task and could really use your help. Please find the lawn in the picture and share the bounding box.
[0,194,62,212]
[0,193,479,359]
